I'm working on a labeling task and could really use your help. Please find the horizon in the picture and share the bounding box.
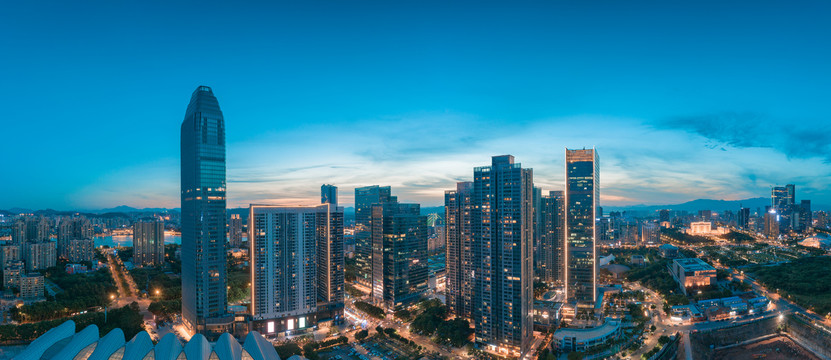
[2,1,830,210]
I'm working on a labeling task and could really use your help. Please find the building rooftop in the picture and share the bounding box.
[673,257,715,272]
[553,318,621,341]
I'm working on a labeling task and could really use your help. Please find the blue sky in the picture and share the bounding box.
[2,1,830,210]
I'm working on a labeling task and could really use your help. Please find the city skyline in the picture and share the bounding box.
[2,2,831,210]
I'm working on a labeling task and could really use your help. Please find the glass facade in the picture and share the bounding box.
[370,202,428,310]
[471,155,533,356]
[565,149,599,303]
[180,86,231,337]
[354,185,395,287]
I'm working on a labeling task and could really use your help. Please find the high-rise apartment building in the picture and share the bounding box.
[26,241,56,272]
[321,184,338,207]
[354,185,395,287]
[67,239,94,263]
[57,217,93,259]
[565,148,599,303]
[180,86,232,337]
[228,214,243,249]
[25,217,50,242]
[12,219,26,246]
[249,204,344,335]
[468,155,533,357]
[445,182,474,319]
[370,201,428,310]
[539,191,564,284]
[134,221,165,266]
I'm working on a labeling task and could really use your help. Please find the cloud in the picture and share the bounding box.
[658,112,831,162]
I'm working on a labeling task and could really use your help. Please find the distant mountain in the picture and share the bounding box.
[604,197,777,214]
[91,206,180,214]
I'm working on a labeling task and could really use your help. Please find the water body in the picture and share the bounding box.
[94,234,181,248]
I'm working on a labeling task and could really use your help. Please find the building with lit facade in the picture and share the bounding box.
[228,214,243,249]
[249,204,344,335]
[764,206,779,239]
[552,318,621,353]
[67,238,94,263]
[134,221,165,266]
[670,258,717,295]
[180,85,232,338]
[445,181,474,319]
[26,241,56,272]
[565,148,599,303]
[20,272,44,299]
[371,201,428,310]
[57,217,93,259]
[539,191,564,283]
[354,185,395,287]
[469,155,533,357]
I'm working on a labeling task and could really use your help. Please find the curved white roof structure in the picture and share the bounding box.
[13,319,76,360]
[242,331,280,360]
[87,328,125,360]
[13,321,282,360]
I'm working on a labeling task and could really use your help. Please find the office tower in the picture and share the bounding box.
[445,182,474,319]
[249,204,344,335]
[539,191,564,284]
[738,207,750,230]
[640,222,658,245]
[816,211,828,229]
[134,221,165,266]
[771,184,795,210]
[698,210,713,222]
[180,86,232,337]
[764,206,779,238]
[371,201,428,310]
[26,241,56,272]
[321,184,338,207]
[20,273,44,299]
[468,155,532,357]
[57,217,93,259]
[659,209,670,223]
[67,239,94,263]
[354,185,395,287]
[565,148,599,303]
[798,200,812,232]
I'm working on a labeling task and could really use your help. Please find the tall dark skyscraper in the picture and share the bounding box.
[444,181,473,319]
[799,200,812,232]
[321,184,338,207]
[470,155,533,357]
[738,207,751,230]
[370,200,428,310]
[180,86,232,338]
[539,190,564,284]
[565,148,599,303]
[228,214,243,248]
[354,185,395,287]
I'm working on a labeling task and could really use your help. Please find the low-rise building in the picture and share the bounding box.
[20,273,44,299]
[658,243,679,258]
[630,255,645,266]
[552,318,622,352]
[533,300,562,331]
[670,258,717,295]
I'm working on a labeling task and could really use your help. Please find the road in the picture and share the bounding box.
[105,252,158,339]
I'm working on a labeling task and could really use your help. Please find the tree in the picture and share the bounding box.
[658,335,671,345]
[274,343,302,359]
[394,309,411,321]
[567,351,585,360]
[355,329,369,341]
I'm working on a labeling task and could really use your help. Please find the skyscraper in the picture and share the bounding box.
[738,207,751,230]
[370,201,428,310]
[180,86,232,338]
[134,221,165,266]
[57,217,93,259]
[249,204,344,335]
[445,182,474,319]
[539,191,564,284]
[771,184,795,210]
[228,214,243,249]
[565,148,599,303]
[764,206,779,238]
[354,185,395,287]
[321,184,338,207]
[470,155,533,357]
[798,200,812,232]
